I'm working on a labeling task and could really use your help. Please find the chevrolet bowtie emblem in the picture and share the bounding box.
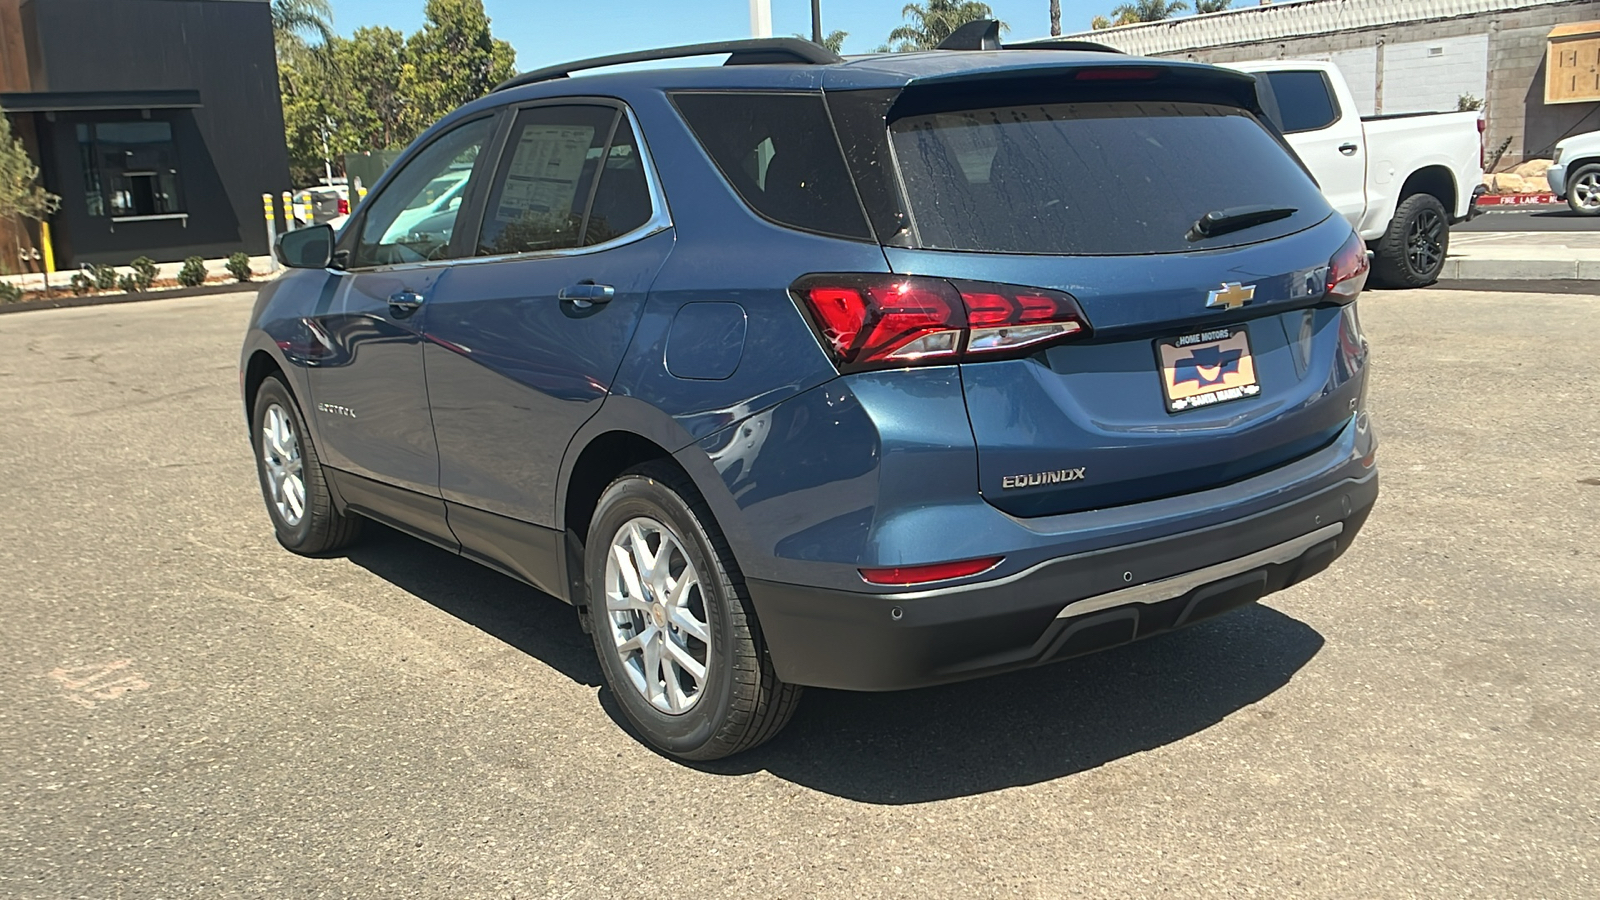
[1207,282,1256,311]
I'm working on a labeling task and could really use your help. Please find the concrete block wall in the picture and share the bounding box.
[1162,0,1600,169]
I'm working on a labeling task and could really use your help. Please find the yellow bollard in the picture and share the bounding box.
[263,193,279,272]
[40,221,55,274]
[282,191,295,229]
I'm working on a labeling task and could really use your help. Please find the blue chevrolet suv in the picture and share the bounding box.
[243,29,1378,760]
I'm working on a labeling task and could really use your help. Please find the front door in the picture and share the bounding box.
[421,103,673,587]
[307,115,497,535]
[1260,69,1369,228]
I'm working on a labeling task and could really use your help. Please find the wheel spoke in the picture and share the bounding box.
[615,625,652,655]
[611,544,644,601]
[641,629,665,705]
[606,588,649,613]
[669,604,710,644]
[663,637,706,683]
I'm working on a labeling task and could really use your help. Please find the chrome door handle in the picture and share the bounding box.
[1338,143,1359,156]
[388,291,425,314]
[558,283,615,308]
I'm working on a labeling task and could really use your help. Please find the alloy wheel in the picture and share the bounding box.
[1405,208,1445,276]
[1574,172,1600,211]
[260,403,307,527]
[604,517,712,714]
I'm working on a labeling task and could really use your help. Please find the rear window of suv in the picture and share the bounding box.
[888,100,1332,256]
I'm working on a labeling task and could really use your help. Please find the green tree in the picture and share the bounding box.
[399,0,517,137]
[272,0,334,49]
[795,30,848,53]
[884,1,1005,52]
[1110,0,1189,22]
[0,110,58,222]
[1195,0,1232,12]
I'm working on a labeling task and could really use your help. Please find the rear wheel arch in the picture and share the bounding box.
[562,431,677,543]
[1398,165,1457,217]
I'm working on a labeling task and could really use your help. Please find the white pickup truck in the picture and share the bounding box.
[1230,60,1484,288]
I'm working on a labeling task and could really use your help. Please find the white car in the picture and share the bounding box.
[1547,131,1600,216]
[1230,60,1484,288]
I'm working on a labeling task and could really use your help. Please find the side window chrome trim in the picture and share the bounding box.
[345,105,672,274]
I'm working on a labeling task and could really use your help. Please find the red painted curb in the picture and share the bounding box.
[1476,193,1559,206]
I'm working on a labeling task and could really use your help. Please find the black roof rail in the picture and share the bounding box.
[937,19,1125,55]
[493,38,843,93]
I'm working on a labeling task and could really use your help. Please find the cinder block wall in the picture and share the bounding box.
[1160,0,1600,169]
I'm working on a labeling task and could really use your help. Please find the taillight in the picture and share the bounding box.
[860,556,1003,586]
[1477,117,1486,170]
[338,198,350,216]
[791,275,1091,372]
[1325,232,1369,302]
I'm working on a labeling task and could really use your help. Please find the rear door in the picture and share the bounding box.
[1250,67,1369,227]
[878,88,1365,518]
[421,102,672,584]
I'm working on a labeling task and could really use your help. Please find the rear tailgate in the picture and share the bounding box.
[866,71,1367,518]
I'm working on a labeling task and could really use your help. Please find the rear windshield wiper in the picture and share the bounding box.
[1186,205,1298,242]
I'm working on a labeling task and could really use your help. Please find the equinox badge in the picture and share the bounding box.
[1002,468,1086,490]
[1207,282,1256,311]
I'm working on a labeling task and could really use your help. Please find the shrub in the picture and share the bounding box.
[93,264,119,291]
[117,272,142,293]
[177,256,207,288]
[129,256,158,290]
[0,281,22,303]
[69,271,95,296]
[225,252,253,282]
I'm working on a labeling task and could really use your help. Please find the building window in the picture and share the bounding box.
[77,122,184,218]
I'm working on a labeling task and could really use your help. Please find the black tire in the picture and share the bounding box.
[250,375,362,555]
[1370,192,1449,289]
[584,461,801,760]
[1565,163,1600,216]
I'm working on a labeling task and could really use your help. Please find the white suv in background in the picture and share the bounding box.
[1548,131,1600,216]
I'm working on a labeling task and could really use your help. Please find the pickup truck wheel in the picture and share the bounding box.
[1565,164,1600,216]
[1371,193,1449,288]
[585,462,802,760]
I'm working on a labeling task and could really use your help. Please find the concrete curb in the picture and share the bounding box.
[0,281,263,315]
[1440,258,1600,281]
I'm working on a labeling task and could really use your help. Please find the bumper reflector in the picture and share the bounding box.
[860,556,1003,586]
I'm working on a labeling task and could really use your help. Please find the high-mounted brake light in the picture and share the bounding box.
[1325,232,1370,302]
[860,556,1004,586]
[1074,67,1163,82]
[791,275,1091,373]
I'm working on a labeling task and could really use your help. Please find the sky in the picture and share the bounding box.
[326,0,1147,70]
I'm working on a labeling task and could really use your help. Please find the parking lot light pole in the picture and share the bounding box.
[812,0,821,44]
[750,0,771,38]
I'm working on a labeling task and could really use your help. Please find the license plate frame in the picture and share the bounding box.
[1155,325,1261,414]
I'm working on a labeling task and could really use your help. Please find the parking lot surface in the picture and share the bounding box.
[1,289,1596,899]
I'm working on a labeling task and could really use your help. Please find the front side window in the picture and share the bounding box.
[352,117,493,268]
[77,122,184,218]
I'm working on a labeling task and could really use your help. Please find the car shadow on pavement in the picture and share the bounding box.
[342,524,604,688]
[695,604,1324,804]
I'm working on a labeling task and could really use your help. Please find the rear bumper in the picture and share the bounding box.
[748,469,1377,691]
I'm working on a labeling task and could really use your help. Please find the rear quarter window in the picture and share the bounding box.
[1258,71,1340,133]
[671,92,872,241]
[888,100,1332,256]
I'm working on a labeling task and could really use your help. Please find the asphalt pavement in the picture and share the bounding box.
[1,290,1597,898]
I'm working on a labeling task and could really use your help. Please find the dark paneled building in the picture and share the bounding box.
[0,0,289,266]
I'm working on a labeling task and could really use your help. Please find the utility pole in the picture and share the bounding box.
[811,0,822,44]
[750,0,771,38]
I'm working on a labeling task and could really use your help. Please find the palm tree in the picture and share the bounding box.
[885,0,1004,52]
[1109,0,1189,23]
[795,30,849,53]
[272,0,334,47]
[1196,0,1232,12]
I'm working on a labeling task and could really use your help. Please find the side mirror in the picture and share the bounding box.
[277,224,335,269]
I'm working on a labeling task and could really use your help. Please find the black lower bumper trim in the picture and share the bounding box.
[747,471,1376,691]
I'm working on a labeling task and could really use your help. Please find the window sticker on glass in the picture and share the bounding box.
[495,125,596,227]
